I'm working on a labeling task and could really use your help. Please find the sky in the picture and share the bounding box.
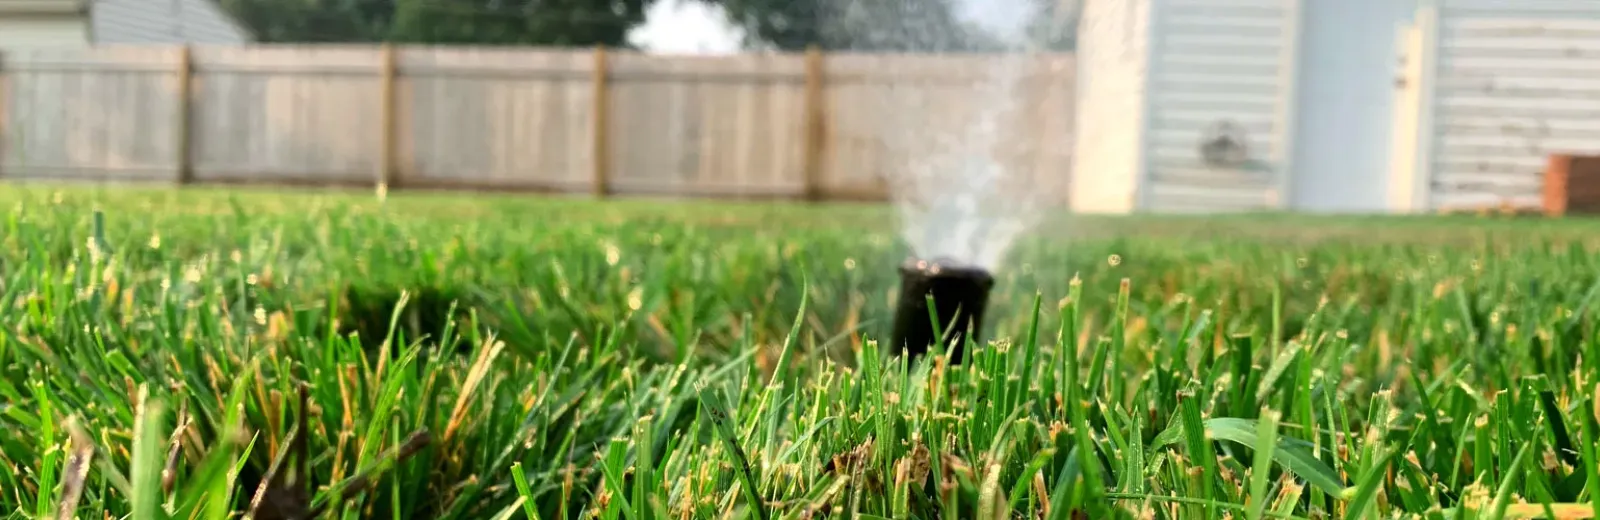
[627,0,747,55]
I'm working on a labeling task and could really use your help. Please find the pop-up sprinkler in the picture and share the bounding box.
[889,257,994,363]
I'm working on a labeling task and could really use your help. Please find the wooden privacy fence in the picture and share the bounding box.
[0,45,1075,201]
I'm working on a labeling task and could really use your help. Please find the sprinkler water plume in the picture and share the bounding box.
[867,0,1058,363]
[890,257,994,364]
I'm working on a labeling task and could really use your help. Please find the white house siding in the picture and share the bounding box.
[0,15,89,48]
[1141,0,1296,212]
[1426,0,1600,209]
[1069,0,1150,213]
[90,0,250,44]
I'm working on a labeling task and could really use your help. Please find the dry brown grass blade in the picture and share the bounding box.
[443,338,505,445]
[1502,504,1596,519]
[1032,471,1049,520]
[247,386,313,520]
[244,423,300,520]
[162,401,190,496]
[304,429,433,519]
[51,417,95,520]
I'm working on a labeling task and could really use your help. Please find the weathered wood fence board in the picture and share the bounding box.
[822,52,1076,200]
[191,46,384,184]
[0,44,1076,202]
[0,47,181,182]
[395,47,598,191]
[605,51,810,197]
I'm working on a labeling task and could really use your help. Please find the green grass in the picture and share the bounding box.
[5,185,1600,519]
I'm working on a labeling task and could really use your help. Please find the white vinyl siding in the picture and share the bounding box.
[90,0,250,45]
[1425,0,1600,209]
[1141,0,1296,212]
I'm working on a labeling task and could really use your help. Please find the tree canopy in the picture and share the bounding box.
[219,0,652,46]
[713,0,1077,52]
[216,0,1075,51]
[387,0,650,45]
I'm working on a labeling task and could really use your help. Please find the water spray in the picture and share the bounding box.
[878,0,1054,363]
[889,257,994,363]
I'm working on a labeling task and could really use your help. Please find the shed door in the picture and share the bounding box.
[1290,0,1414,212]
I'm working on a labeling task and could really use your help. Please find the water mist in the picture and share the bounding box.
[884,0,1057,362]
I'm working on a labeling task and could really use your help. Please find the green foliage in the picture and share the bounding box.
[220,0,654,45]
[217,0,398,42]
[3,186,1600,518]
[714,0,1077,51]
[387,0,651,46]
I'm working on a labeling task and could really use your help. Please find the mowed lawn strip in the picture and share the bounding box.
[0,186,1598,518]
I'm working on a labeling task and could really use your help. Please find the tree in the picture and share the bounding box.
[386,0,652,46]
[713,0,988,52]
[219,0,656,46]
[218,0,396,42]
[714,0,1076,52]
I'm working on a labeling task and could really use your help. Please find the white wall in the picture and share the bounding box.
[1069,0,1149,213]
[0,14,90,49]
[1419,0,1600,210]
[90,0,250,45]
[1072,0,1600,215]
[1139,0,1298,212]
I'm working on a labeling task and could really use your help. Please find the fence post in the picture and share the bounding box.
[801,45,827,201]
[591,45,611,198]
[378,44,399,190]
[175,45,194,184]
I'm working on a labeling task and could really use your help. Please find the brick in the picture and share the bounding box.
[1544,154,1600,216]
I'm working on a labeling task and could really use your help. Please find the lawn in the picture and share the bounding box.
[3,185,1600,519]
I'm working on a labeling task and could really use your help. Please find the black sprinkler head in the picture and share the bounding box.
[889,258,995,364]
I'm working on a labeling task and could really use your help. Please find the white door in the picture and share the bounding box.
[1290,0,1415,212]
